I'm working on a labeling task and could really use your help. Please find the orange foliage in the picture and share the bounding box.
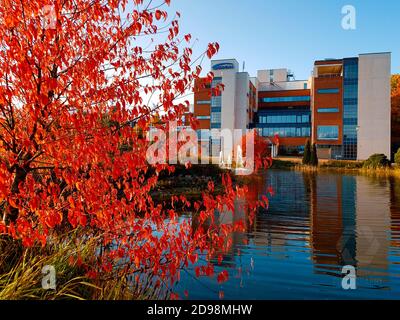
[391,75,400,148]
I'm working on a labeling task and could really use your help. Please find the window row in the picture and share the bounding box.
[259,127,311,138]
[317,88,340,94]
[260,96,311,103]
[197,100,211,105]
[259,114,309,124]
[197,116,210,120]
[317,108,339,113]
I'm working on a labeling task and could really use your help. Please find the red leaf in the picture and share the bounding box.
[217,270,229,284]
[189,253,197,264]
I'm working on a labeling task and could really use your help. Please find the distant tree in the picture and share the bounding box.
[310,143,318,166]
[391,74,400,154]
[392,74,400,92]
[363,154,390,169]
[303,140,311,165]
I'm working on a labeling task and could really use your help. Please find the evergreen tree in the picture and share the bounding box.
[310,143,319,166]
[303,140,311,165]
[394,147,400,165]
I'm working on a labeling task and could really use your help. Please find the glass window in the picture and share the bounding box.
[255,127,311,138]
[259,116,267,124]
[197,116,210,120]
[211,77,222,88]
[317,108,340,113]
[302,127,310,137]
[317,126,339,140]
[263,114,311,124]
[197,100,211,105]
[260,96,310,103]
[211,96,221,108]
[211,112,221,123]
[317,88,340,94]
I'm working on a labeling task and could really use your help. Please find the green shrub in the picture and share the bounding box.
[363,154,390,169]
[302,140,311,165]
[395,148,400,165]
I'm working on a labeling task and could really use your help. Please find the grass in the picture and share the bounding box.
[0,233,97,300]
[319,160,364,170]
[0,232,163,300]
[269,159,297,169]
[359,166,400,179]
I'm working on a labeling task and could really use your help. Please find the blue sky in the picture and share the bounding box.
[169,0,399,80]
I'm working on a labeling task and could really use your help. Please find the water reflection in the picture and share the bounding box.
[176,170,400,299]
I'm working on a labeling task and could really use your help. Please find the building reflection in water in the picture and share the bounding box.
[306,173,358,274]
[180,169,400,299]
[355,176,390,278]
[389,177,400,249]
[217,170,394,278]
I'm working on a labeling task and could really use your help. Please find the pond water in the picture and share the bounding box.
[174,169,400,300]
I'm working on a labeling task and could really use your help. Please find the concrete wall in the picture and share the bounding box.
[211,59,251,133]
[357,53,391,160]
[258,80,308,91]
[219,70,236,132]
[235,72,250,131]
[257,68,288,83]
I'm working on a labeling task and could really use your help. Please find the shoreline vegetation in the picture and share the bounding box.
[0,233,163,300]
[151,164,230,202]
[271,157,400,178]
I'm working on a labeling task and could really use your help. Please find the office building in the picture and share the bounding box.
[193,53,391,161]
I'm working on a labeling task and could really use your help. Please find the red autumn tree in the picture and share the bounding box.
[241,130,273,170]
[391,74,400,151]
[0,0,267,296]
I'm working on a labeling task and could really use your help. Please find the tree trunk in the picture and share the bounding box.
[7,166,28,223]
